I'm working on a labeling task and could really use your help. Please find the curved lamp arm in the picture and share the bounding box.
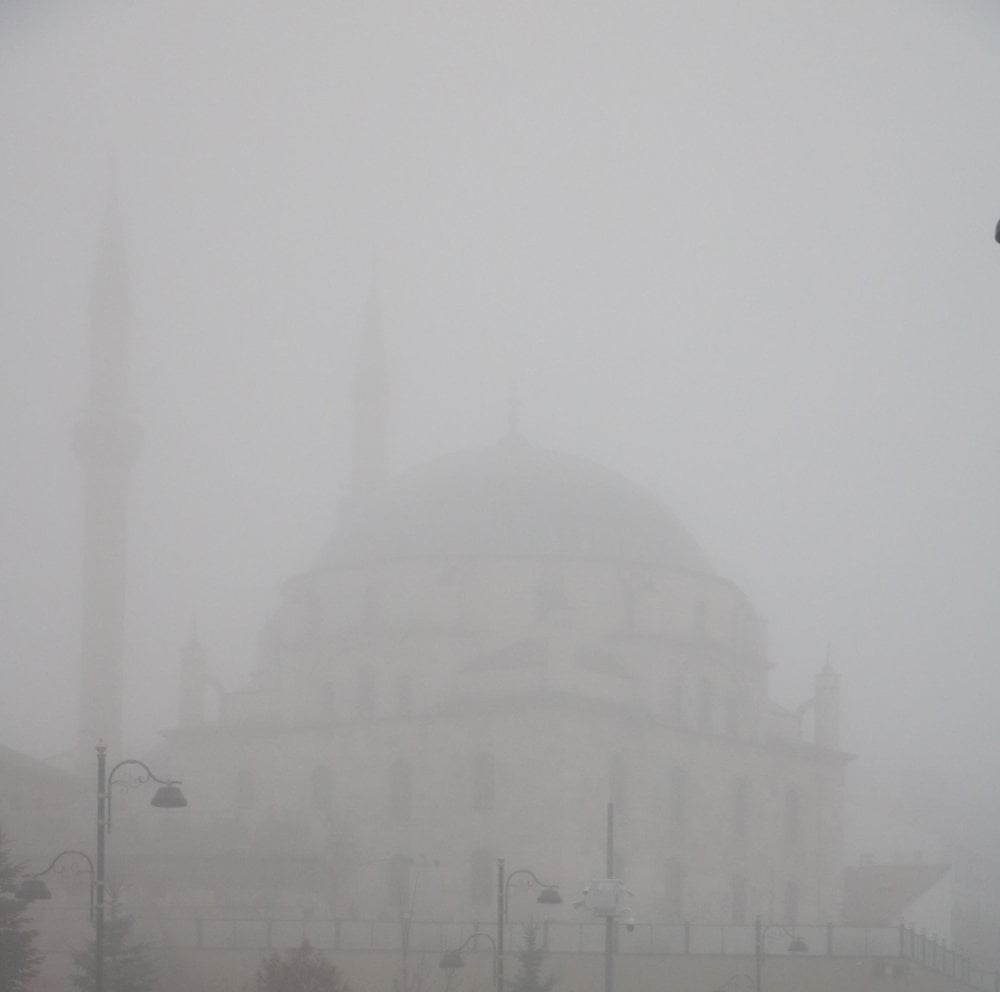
[456,931,497,954]
[106,759,182,833]
[27,850,96,921]
[446,931,497,986]
[504,868,561,921]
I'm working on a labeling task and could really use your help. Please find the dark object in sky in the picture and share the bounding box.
[995,218,1000,243]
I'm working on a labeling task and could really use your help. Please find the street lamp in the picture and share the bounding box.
[16,849,96,920]
[95,741,187,992]
[497,858,561,992]
[753,915,809,992]
[440,930,498,989]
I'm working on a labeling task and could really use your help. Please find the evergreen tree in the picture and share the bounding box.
[254,940,351,992]
[0,826,42,992]
[508,925,556,992]
[71,889,157,992]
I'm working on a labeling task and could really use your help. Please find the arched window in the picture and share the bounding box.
[697,678,714,732]
[535,575,567,620]
[669,766,687,826]
[235,768,255,810]
[363,583,382,627]
[610,754,628,813]
[733,779,749,841]
[472,752,495,812]
[731,874,747,924]
[390,758,412,822]
[670,679,685,727]
[311,765,333,812]
[783,881,799,924]
[358,666,375,718]
[664,860,684,921]
[784,787,800,847]
[387,854,412,907]
[725,695,740,738]
[396,675,413,716]
[693,600,708,639]
[322,682,337,720]
[470,848,493,905]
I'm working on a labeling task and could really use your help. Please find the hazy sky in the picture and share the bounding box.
[2,1,999,849]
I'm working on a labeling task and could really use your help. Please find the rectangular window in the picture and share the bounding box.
[387,855,412,908]
[731,874,747,925]
[472,753,495,812]
[470,849,493,905]
[783,881,799,924]
[664,860,684,921]
[669,767,687,826]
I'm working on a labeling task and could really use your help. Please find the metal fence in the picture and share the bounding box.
[32,909,1000,992]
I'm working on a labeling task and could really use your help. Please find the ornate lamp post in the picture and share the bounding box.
[95,741,187,992]
[754,915,809,992]
[440,930,498,989]
[16,849,96,919]
[496,858,562,992]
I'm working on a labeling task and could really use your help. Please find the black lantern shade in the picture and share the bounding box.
[440,950,465,969]
[150,784,187,808]
[537,887,562,905]
[16,878,52,901]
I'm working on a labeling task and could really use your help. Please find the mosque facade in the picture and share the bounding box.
[159,292,849,928]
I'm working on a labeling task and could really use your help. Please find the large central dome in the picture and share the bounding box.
[319,438,712,572]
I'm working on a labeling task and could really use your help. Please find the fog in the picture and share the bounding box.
[2,0,999,855]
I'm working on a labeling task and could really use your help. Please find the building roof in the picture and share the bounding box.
[318,437,713,571]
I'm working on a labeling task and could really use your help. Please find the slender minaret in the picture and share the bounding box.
[178,621,207,728]
[350,272,389,499]
[74,189,141,765]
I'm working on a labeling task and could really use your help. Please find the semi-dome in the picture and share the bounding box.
[318,437,712,572]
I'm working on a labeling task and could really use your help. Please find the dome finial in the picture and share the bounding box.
[504,352,525,444]
[352,255,390,497]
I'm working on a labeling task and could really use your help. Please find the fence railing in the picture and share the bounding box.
[31,910,1000,992]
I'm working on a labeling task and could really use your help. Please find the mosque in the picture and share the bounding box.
[72,194,848,929]
[159,304,847,928]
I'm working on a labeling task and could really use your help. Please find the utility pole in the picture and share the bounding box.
[754,915,763,992]
[497,857,505,992]
[605,802,614,992]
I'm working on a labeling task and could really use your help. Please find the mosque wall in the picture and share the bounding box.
[168,686,845,925]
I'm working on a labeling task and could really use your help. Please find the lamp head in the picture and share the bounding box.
[439,951,465,969]
[536,887,562,905]
[151,784,187,808]
[16,878,52,901]
[788,937,808,953]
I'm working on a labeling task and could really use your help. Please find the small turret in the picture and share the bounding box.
[814,652,840,749]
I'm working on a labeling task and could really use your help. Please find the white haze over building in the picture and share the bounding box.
[1,1,999,851]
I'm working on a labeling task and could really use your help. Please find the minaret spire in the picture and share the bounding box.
[74,184,141,765]
[178,618,207,728]
[351,265,389,498]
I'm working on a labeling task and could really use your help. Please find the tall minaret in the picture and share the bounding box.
[74,189,141,765]
[350,273,389,499]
